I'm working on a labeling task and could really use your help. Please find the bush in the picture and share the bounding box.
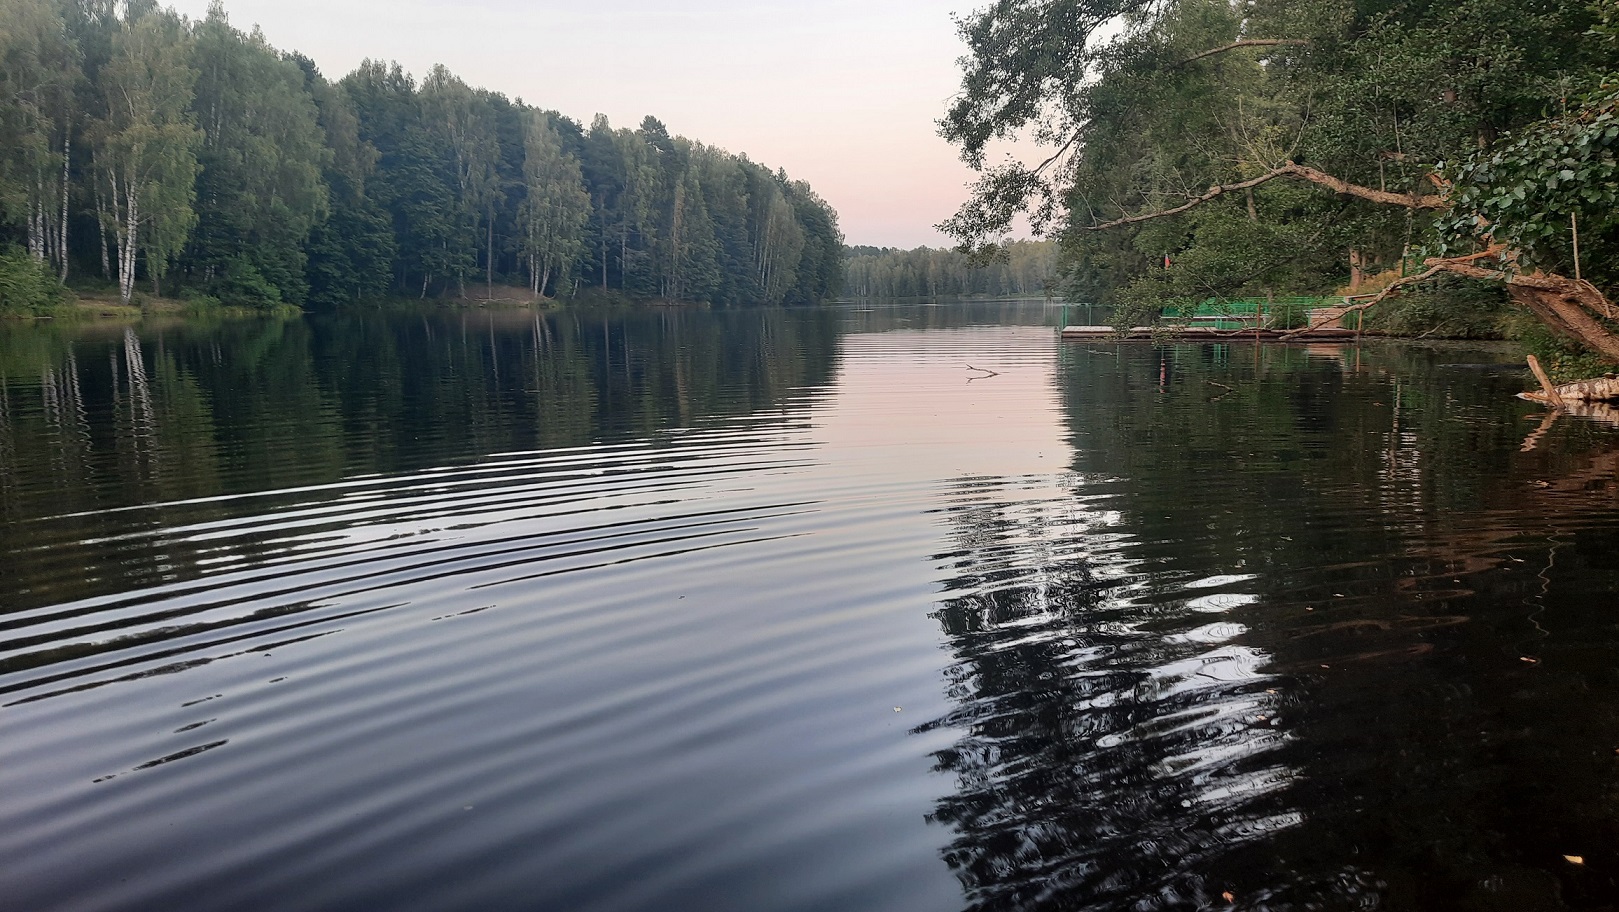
[1506,315,1617,382]
[0,246,69,315]
[1361,276,1510,339]
[212,257,283,310]
[180,289,222,312]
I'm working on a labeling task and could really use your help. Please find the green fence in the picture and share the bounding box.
[1163,296,1333,330]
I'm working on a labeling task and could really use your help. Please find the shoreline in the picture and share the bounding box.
[3,286,723,324]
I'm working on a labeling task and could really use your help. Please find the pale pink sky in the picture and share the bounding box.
[168,0,1002,248]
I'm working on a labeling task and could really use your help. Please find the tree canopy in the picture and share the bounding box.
[844,240,1059,298]
[940,0,1619,361]
[0,0,843,311]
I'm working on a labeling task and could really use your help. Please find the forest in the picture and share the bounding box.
[842,240,1058,299]
[0,0,844,314]
[940,0,1619,371]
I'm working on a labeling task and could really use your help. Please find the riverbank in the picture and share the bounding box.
[4,284,720,323]
[3,289,303,322]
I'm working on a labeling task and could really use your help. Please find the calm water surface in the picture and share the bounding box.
[4,303,1619,911]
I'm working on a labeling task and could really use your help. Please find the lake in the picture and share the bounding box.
[4,302,1619,911]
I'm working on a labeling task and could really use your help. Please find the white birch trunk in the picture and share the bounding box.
[58,133,71,281]
[120,178,140,306]
[30,188,45,262]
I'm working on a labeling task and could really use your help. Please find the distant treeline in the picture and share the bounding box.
[842,241,1056,299]
[0,0,843,311]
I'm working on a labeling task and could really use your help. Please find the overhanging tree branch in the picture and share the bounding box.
[1086,162,1448,230]
[1181,39,1311,65]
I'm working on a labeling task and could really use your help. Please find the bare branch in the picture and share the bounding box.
[1182,39,1311,65]
[1031,133,1082,178]
[1086,162,1448,231]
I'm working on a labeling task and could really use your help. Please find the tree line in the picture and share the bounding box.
[842,240,1058,299]
[939,0,1619,366]
[0,0,844,312]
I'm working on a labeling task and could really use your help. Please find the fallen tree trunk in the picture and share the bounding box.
[1428,264,1619,364]
[1518,376,1619,405]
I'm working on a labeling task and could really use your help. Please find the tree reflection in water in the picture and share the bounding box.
[918,344,1619,911]
[917,478,1296,910]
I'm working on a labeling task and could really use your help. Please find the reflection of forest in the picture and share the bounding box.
[837,300,1063,335]
[918,473,1292,910]
[0,308,839,610]
[922,343,1619,911]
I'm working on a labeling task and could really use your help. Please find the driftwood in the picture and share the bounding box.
[1518,375,1619,405]
[1525,355,1567,408]
[1517,357,1619,448]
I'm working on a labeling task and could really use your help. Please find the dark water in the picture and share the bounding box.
[3,303,1619,912]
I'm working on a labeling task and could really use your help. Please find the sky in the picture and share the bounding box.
[165,0,1008,249]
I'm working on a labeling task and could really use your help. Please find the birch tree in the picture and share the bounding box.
[613,123,659,293]
[752,181,803,305]
[184,2,327,305]
[519,112,588,296]
[0,0,80,281]
[662,164,719,302]
[89,9,200,305]
[421,65,501,297]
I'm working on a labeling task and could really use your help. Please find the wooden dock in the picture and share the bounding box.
[1060,325,1364,343]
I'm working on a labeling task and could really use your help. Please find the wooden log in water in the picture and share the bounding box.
[1518,374,1619,405]
[1525,355,1567,408]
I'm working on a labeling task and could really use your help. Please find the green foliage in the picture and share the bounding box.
[1509,316,1615,382]
[0,245,68,313]
[181,2,328,306]
[179,288,221,311]
[1443,81,1619,284]
[211,256,282,309]
[782,181,843,305]
[305,199,395,307]
[1593,0,1619,44]
[0,0,844,309]
[844,240,1058,298]
[940,0,1619,353]
[1361,276,1511,338]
